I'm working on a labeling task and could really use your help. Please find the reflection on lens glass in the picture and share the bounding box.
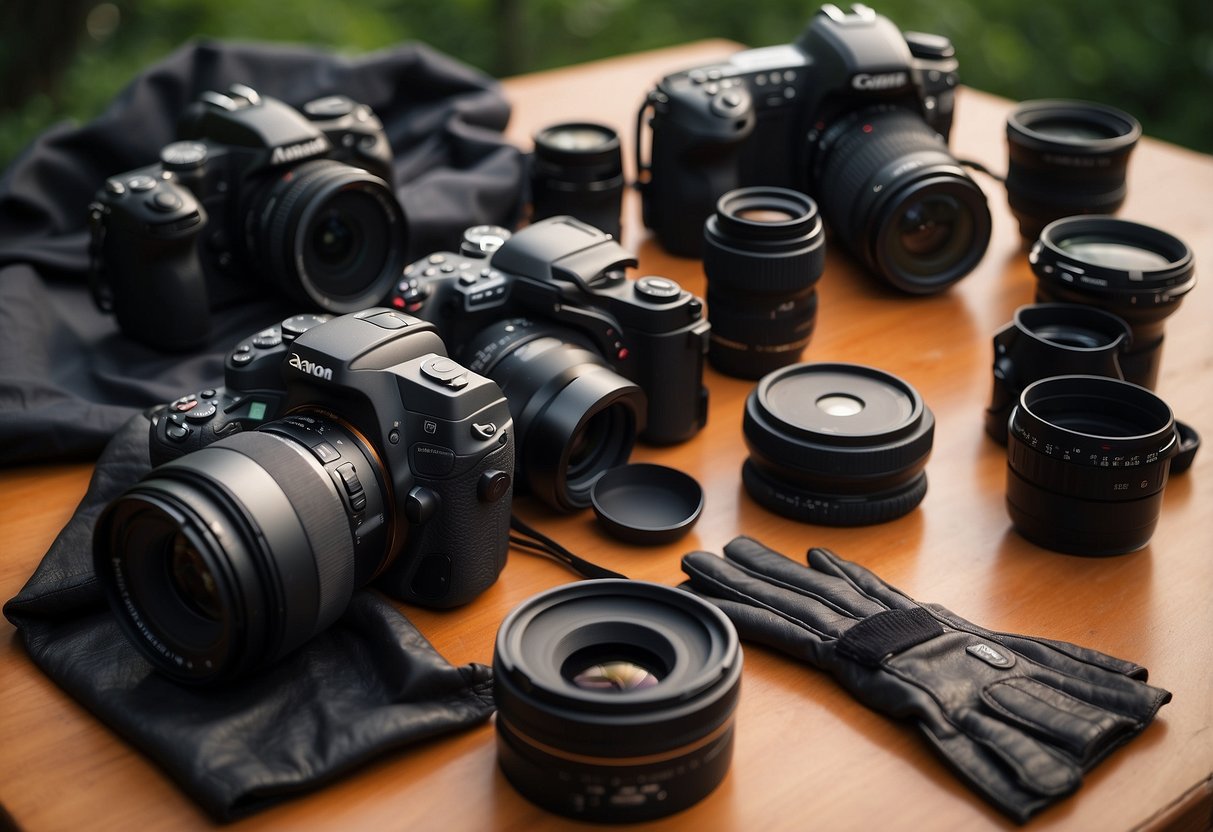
[736,207,797,223]
[567,410,610,479]
[817,394,864,416]
[1033,324,1114,349]
[899,197,958,257]
[1032,117,1118,142]
[168,532,220,621]
[572,660,662,692]
[546,126,613,151]
[1057,236,1172,270]
[311,212,356,266]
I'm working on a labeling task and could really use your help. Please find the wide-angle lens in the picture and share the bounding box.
[742,362,935,525]
[1031,217,1196,389]
[1006,99,1141,239]
[703,187,825,379]
[252,158,407,312]
[1006,375,1178,555]
[811,106,990,293]
[462,318,644,511]
[93,415,391,684]
[493,580,741,822]
[531,122,625,239]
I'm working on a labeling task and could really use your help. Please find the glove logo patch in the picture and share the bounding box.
[967,643,1015,669]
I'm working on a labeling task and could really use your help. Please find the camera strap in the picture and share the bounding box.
[509,514,627,580]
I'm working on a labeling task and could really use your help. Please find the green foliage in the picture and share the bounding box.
[2,0,1210,168]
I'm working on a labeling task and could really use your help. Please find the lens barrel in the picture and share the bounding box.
[743,362,935,525]
[463,319,644,511]
[253,158,407,313]
[1031,217,1196,389]
[493,580,742,823]
[1006,99,1141,239]
[812,107,990,293]
[531,122,625,240]
[985,303,1131,443]
[93,416,390,684]
[1006,375,1178,555]
[703,187,825,379]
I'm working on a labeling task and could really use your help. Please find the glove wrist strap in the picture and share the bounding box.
[836,607,944,666]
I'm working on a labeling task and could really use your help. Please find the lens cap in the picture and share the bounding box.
[590,463,704,545]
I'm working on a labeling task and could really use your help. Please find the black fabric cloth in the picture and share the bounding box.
[0,39,524,465]
[3,413,496,821]
[681,536,1172,824]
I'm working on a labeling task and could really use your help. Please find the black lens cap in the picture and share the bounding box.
[590,463,704,545]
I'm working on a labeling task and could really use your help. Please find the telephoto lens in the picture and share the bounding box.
[985,303,1130,443]
[742,362,935,525]
[703,187,826,379]
[493,580,742,823]
[1006,100,1141,239]
[1006,375,1179,555]
[531,122,625,240]
[1031,217,1196,390]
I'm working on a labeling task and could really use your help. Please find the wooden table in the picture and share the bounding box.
[2,42,1211,832]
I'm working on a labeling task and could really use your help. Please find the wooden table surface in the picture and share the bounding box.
[2,41,1211,832]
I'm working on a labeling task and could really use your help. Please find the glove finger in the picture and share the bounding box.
[722,536,887,618]
[927,603,1151,681]
[955,707,1082,799]
[806,546,918,611]
[1017,662,1173,730]
[677,582,831,667]
[681,551,858,639]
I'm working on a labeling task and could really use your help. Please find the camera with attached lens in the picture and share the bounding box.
[637,3,990,293]
[388,216,710,511]
[93,309,514,684]
[88,84,407,350]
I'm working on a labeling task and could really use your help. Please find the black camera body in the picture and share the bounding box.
[391,217,710,447]
[638,4,989,292]
[144,309,513,612]
[88,85,406,350]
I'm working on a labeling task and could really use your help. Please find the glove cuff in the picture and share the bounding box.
[836,607,943,666]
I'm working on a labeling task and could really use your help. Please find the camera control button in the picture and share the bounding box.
[363,310,409,330]
[412,444,456,476]
[165,422,191,442]
[252,330,282,349]
[710,89,749,118]
[149,190,184,213]
[478,470,511,503]
[310,441,341,464]
[185,402,217,422]
[104,179,126,195]
[405,487,441,525]
[421,357,469,389]
[231,351,254,366]
[336,462,364,496]
[127,175,157,192]
[635,275,682,303]
[160,141,208,171]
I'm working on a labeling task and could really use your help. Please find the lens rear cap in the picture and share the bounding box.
[591,463,703,545]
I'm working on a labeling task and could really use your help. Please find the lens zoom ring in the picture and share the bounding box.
[221,431,355,636]
[703,236,825,294]
[742,459,927,525]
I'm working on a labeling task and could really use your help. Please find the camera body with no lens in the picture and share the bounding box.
[87,84,406,351]
[638,3,990,292]
[95,309,513,683]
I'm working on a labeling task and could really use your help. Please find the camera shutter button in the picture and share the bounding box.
[710,89,749,118]
[148,190,184,213]
[635,275,682,303]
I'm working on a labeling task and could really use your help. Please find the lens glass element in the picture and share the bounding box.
[167,531,221,621]
[1056,236,1172,271]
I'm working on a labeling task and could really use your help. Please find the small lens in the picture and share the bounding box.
[494,580,741,822]
[1006,99,1141,239]
[531,122,624,239]
[168,531,220,621]
[743,362,935,526]
[704,187,825,379]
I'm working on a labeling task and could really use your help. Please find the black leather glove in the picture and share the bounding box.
[680,536,1171,823]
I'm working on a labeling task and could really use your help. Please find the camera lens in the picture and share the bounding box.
[93,415,392,684]
[493,580,741,822]
[253,158,407,312]
[532,122,625,239]
[462,319,644,512]
[742,362,935,525]
[1006,375,1178,555]
[703,187,825,379]
[1006,100,1141,239]
[811,107,990,293]
[1031,217,1196,389]
[985,304,1131,443]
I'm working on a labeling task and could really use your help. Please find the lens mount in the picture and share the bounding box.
[1006,375,1178,555]
[743,362,934,525]
[253,158,407,312]
[493,580,741,822]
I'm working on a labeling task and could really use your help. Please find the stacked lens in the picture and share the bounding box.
[531,122,625,240]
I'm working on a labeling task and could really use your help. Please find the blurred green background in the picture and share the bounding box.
[2,0,1211,168]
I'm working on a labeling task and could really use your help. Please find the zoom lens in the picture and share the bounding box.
[1031,217,1196,389]
[1007,100,1141,239]
[493,580,741,823]
[531,122,625,240]
[93,414,392,684]
[1007,375,1178,555]
[811,107,991,293]
[253,158,407,312]
[985,304,1131,443]
[703,187,825,379]
[463,319,644,511]
[742,362,934,525]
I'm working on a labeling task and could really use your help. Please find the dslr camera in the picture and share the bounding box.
[388,217,710,511]
[93,309,514,684]
[638,3,991,293]
[88,84,407,350]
